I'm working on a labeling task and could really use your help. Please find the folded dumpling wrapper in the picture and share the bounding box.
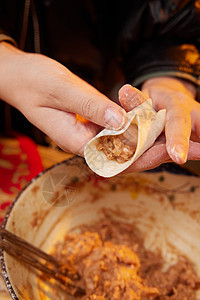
[84,98,166,177]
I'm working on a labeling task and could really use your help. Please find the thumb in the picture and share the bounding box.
[55,75,127,130]
[119,84,148,111]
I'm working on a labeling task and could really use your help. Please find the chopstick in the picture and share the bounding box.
[0,228,85,297]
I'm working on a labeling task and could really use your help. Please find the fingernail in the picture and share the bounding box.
[104,107,126,130]
[168,144,188,164]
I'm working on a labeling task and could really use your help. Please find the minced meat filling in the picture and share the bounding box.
[96,136,136,163]
[51,219,200,299]
[96,124,138,164]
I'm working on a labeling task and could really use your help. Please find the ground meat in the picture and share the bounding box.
[51,219,200,299]
[96,135,136,163]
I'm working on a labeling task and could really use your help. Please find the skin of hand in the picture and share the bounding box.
[0,42,127,155]
[119,77,200,172]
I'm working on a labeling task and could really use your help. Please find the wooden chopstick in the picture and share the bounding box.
[0,228,85,297]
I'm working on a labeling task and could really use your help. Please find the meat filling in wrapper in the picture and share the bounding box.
[96,124,138,163]
[84,98,166,177]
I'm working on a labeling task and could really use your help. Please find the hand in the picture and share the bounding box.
[119,77,200,172]
[0,42,126,155]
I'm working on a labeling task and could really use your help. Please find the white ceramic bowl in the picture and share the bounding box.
[1,157,200,299]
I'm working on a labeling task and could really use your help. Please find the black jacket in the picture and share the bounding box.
[1,0,200,91]
[0,0,200,137]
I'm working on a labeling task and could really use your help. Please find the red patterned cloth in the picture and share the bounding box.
[0,135,43,224]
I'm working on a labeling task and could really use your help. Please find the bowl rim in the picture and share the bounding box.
[0,156,83,300]
[0,156,197,300]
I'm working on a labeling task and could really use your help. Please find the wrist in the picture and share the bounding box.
[0,42,26,107]
[0,41,21,55]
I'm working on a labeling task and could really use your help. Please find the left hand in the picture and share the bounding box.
[119,77,200,172]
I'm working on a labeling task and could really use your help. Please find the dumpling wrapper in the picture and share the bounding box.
[84,98,166,177]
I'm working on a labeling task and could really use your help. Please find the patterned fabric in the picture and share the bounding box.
[0,135,43,224]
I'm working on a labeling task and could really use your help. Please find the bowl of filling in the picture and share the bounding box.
[1,156,200,300]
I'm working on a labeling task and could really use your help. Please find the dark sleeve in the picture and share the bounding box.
[118,0,200,92]
[0,0,25,46]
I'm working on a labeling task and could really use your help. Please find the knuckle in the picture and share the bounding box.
[81,97,97,120]
[166,114,190,126]
[182,115,191,125]
[46,86,59,102]
[44,79,62,104]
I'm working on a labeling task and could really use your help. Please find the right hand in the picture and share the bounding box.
[0,42,126,155]
[119,83,200,173]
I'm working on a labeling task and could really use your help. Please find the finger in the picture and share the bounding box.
[121,143,171,173]
[142,88,192,165]
[121,140,200,174]
[29,107,100,156]
[187,141,200,160]
[47,73,127,131]
[190,130,200,143]
[190,108,200,143]
[141,87,162,111]
[164,102,191,164]
[119,84,148,112]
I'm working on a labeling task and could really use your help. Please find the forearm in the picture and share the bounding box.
[0,42,25,108]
